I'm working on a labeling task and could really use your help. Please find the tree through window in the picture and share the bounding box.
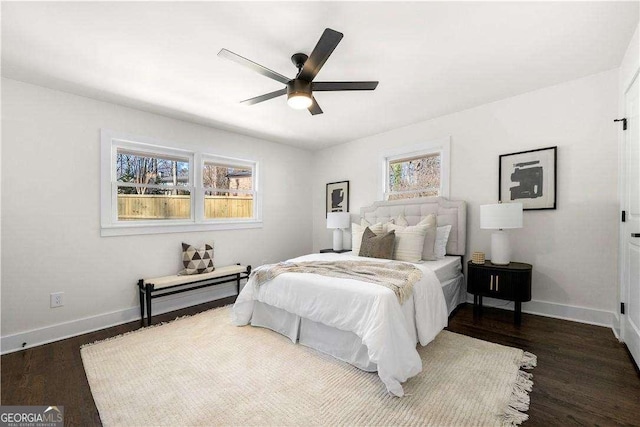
[386,152,441,200]
[380,137,451,200]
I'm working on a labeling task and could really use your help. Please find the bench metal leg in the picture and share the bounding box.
[146,284,154,326]
[138,280,145,327]
[239,265,252,296]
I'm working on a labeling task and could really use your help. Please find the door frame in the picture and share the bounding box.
[618,66,639,343]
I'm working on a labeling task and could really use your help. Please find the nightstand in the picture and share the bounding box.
[319,249,351,253]
[467,260,532,325]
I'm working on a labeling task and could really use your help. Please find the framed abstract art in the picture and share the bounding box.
[326,181,349,216]
[499,146,557,210]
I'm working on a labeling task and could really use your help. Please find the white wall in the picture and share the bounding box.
[1,78,313,352]
[312,69,620,325]
[619,24,639,96]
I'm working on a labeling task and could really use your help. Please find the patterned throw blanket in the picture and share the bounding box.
[251,260,422,304]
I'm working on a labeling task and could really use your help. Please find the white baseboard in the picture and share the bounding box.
[1,283,237,355]
[612,312,621,340]
[466,296,617,329]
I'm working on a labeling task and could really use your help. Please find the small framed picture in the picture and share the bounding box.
[499,146,557,210]
[326,181,349,216]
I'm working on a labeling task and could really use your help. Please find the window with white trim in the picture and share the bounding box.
[101,130,261,236]
[116,147,193,221]
[202,157,255,220]
[382,137,450,200]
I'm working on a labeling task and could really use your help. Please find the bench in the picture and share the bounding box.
[137,263,251,326]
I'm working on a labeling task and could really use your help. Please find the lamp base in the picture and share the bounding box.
[332,229,343,251]
[491,230,511,265]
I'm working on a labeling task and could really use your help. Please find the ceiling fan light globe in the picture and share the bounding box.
[287,94,313,109]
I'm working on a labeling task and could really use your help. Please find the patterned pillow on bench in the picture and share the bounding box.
[181,242,215,275]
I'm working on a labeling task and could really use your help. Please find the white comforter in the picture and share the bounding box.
[232,253,448,397]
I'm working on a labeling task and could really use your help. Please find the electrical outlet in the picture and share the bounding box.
[50,292,64,308]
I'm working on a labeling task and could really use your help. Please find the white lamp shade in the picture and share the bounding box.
[327,212,350,229]
[480,203,523,229]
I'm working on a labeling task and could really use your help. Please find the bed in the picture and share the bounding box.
[233,197,466,396]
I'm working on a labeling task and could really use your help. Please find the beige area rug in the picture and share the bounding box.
[81,306,536,426]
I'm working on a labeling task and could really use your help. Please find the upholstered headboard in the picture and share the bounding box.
[359,197,467,256]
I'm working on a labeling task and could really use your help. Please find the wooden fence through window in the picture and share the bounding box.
[117,195,253,220]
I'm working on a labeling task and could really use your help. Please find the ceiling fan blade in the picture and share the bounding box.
[240,88,287,105]
[308,97,323,115]
[218,49,290,85]
[312,81,379,91]
[297,28,343,82]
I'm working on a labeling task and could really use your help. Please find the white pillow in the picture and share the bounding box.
[418,214,437,261]
[434,225,452,259]
[395,213,410,227]
[386,223,429,263]
[352,220,384,255]
[380,213,408,232]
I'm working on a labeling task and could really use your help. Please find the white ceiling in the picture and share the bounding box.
[2,2,638,150]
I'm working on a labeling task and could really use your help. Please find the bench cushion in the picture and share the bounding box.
[144,265,248,289]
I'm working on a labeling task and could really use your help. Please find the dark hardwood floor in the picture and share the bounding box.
[2,300,639,426]
[447,306,640,426]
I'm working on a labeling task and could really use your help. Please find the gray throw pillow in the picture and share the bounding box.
[359,227,396,260]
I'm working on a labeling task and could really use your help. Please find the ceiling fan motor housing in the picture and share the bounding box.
[287,79,312,98]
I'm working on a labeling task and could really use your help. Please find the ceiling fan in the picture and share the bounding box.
[218,28,378,115]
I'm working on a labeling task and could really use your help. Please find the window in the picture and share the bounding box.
[202,157,255,220]
[381,137,450,200]
[116,148,192,221]
[101,130,261,236]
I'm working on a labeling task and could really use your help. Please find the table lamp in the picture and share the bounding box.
[327,212,350,251]
[480,202,523,265]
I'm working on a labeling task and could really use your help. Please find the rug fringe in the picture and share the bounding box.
[80,304,232,349]
[500,352,537,426]
[520,351,537,369]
